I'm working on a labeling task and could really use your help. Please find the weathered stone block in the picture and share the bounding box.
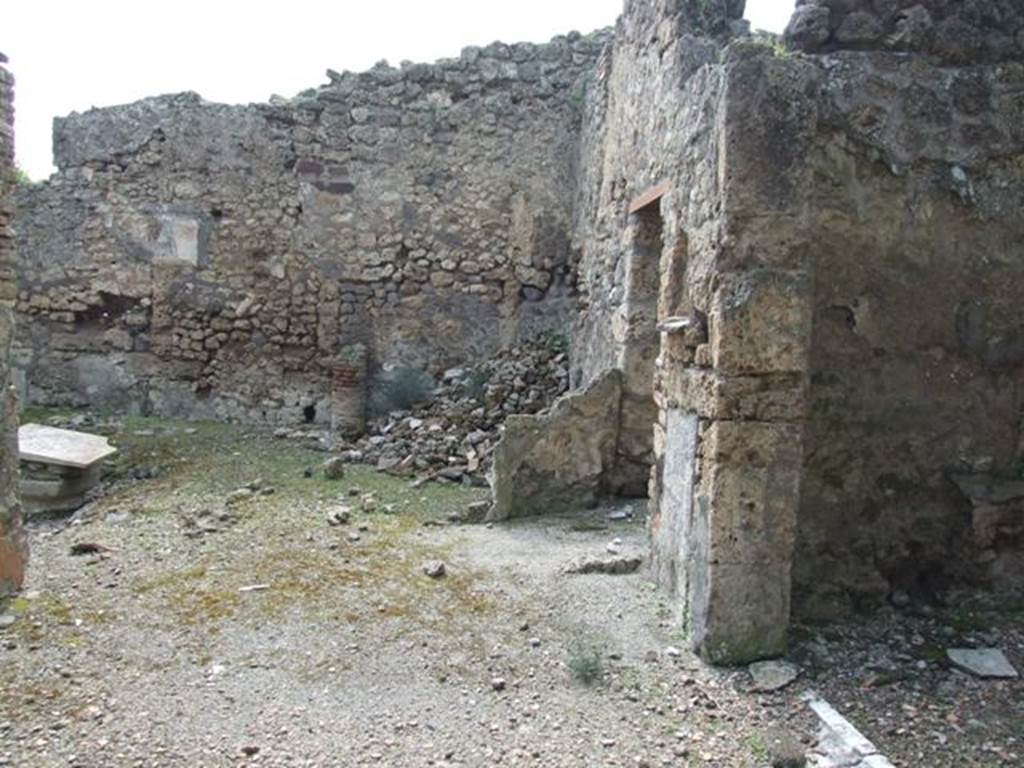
[153,213,202,266]
[709,270,812,376]
[699,420,802,565]
[489,370,622,520]
[693,558,791,664]
[650,409,699,601]
[659,366,806,422]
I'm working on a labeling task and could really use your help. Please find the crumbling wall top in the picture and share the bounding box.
[53,29,611,171]
[621,0,748,40]
[785,0,1024,63]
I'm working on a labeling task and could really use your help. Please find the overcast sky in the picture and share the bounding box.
[5,1,795,179]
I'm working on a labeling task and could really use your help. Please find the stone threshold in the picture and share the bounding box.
[803,691,896,768]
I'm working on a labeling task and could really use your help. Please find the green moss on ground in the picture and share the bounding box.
[26,412,497,638]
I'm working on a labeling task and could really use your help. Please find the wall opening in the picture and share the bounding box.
[610,197,664,496]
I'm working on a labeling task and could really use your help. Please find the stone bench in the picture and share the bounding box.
[18,424,117,515]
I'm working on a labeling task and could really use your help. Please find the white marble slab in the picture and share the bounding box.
[18,424,118,469]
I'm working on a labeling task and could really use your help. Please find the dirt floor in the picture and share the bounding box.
[0,415,1021,767]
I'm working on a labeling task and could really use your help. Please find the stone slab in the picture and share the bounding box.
[18,424,117,469]
[946,648,1019,679]
[804,692,895,768]
[749,660,801,692]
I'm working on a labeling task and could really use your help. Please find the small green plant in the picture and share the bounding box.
[337,343,366,364]
[370,365,435,416]
[948,608,993,634]
[747,732,769,763]
[533,328,569,352]
[462,368,489,401]
[567,635,605,686]
[751,31,791,59]
[11,163,36,185]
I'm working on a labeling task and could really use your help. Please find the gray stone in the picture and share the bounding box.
[18,424,116,469]
[322,456,346,480]
[423,560,447,579]
[564,553,643,575]
[834,11,884,45]
[784,5,832,50]
[946,648,1019,679]
[225,488,254,506]
[326,507,351,526]
[749,660,801,692]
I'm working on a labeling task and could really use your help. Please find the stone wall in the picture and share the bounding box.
[0,52,27,595]
[568,0,1024,660]
[569,0,812,663]
[571,0,752,501]
[13,0,1024,661]
[785,0,1024,63]
[14,32,608,424]
[793,46,1024,617]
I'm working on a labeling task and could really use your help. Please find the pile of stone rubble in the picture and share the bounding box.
[341,334,570,484]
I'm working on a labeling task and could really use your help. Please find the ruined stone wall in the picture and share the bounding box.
[571,0,750,497]
[15,33,607,424]
[786,0,1024,64]
[792,47,1024,617]
[572,0,1024,658]
[0,53,27,594]
[570,1,816,663]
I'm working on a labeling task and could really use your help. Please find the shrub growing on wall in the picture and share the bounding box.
[370,365,435,416]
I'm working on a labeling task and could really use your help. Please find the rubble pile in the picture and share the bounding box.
[347,334,570,484]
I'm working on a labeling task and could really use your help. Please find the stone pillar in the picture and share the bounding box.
[650,46,816,665]
[0,52,27,595]
[653,272,812,664]
[327,345,367,438]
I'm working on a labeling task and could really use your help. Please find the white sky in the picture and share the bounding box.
[5,0,795,180]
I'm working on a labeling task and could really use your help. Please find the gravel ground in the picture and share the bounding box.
[0,416,808,768]
[789,596,1023,767]
[1,415,1019,767]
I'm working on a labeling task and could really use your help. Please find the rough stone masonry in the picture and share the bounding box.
[0,52,27,595]
[13,33,607,425]
[12,0,1024,663]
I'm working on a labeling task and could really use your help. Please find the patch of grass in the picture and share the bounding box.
[747,732,769,763]
[133,510,493,636]
[567,635,605,686]
[567,520,608,533]
[25,408,493,650]
[948,609,994,634]
[19,405,82,424]
[916,643,948,664]
[68,410,487,522]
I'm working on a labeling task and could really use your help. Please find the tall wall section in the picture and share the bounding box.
[0,52,27,594]
[571,0,752,498]
[14,32,607,424]
[570,0,816,663]
[784,0,1024,616]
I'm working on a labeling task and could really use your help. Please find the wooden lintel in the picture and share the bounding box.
[628,181,671,214]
